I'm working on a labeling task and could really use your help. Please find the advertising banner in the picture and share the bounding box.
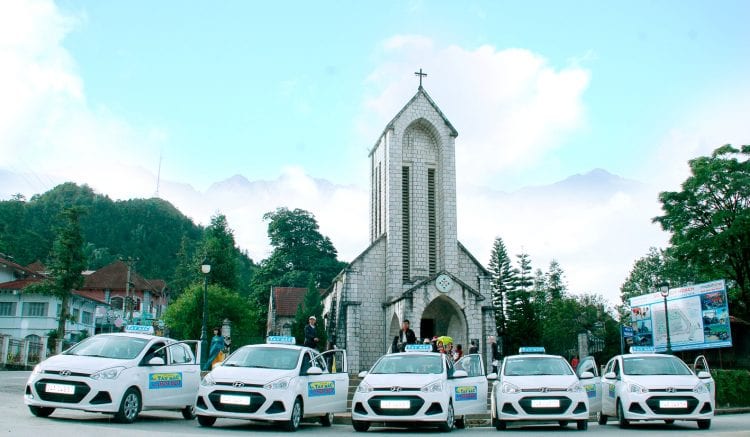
[628,280,731,352]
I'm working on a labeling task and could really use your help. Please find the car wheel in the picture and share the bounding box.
[577,420,588,431]
[597,412,608,425]
[617,400,629,429]
[352,420,370,432]
[181,405,196,420]
[283,398,303,432]
[664,419,675,425]
[697,419,711,430]
[114,387,141,423]
[28,406,55,418]
[439,402,454,432]
[495,419,507,431]
[559,420,568,428]
[320,412,333,427]
[197,415,216,427]
[455,417,466,429]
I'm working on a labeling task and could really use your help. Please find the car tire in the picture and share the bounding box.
[455,417,466,429]
[597,412,608,425]
[197,415,216,427]
[28,406,55,418]
[559,420,568,428]
[439,402,454,432]
[697,419,711,430]
[495,419,507,431]
[283,398,303,432]
[320,412,333,427]
[181,405,196,420]
[352,420,370,432]
[664,419,675,425]
[114,387,141,423]
[617,400,629,429]
[577,420,588,431]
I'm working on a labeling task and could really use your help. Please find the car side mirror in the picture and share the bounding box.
[306,366,323,375]
[697,371,711,379]
[604,372,617,380]
[148,357,165,366]
[358,370,368,378]
[486,372,498,380]
[579,371,594,379]
[452,370,468,379]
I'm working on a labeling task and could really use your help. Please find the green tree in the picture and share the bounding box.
[201,214,239,290]
[505,252,539,353]
[291,277,327,350]
[654,144,750,316]
[163,283,261,347]
[488,237,514,337]
[546,260,566,301]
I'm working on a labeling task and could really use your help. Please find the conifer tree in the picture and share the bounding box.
[488,237,515,337]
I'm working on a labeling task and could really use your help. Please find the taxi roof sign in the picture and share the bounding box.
[124,325,154,335]
[629,346,655,354]
[266,336,296,345]
[404,344,433,352]
[519,347,546,354]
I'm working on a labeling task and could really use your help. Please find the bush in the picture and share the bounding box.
[712,369,750,407]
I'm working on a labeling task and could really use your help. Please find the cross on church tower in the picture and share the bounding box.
[414,68,427,88]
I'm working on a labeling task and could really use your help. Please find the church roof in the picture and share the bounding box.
[389,271,486,306]
[369,86,458,157]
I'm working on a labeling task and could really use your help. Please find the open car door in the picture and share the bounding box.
[576,355,601,416]
[317,349,349,413]
[694,355,715,405]
[453,354,489,415]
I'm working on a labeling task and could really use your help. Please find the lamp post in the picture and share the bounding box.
[200,259,211,367]
[658,281,672,353]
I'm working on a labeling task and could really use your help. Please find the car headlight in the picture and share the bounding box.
[567,382,583,393]
[264,377,290,390]
[201,373,216,387]
[421,380,443,393]
[693,383,709,394]
[501,382,520,394]
[356,381,373,393]
[91,366,126,380]
[629,383,648,394]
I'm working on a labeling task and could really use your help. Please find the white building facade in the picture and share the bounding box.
[322,87,496,373]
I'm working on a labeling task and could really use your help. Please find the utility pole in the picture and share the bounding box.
[123,257,137,323]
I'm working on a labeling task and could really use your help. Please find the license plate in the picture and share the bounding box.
[381,400,410,409]
[660,400,687,409]
[220,394,250,405]
[45,383,75,395]
[531,399,560,408]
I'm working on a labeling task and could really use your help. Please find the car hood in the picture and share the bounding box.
[209,366,296,384]
[503,375,579,389]
[39,354,132,373]
[364,373,440,389]
[623,374,699,388]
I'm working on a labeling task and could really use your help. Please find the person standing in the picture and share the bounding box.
[468,339,479,354]
[571,355,580,371]
[489,336,500,373]
[398,319,417,351]
[204,327,225,371]
[304,315,319,349]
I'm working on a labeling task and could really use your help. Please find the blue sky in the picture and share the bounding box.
[1,0,749,302]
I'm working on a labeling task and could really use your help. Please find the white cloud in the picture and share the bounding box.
[359,36,591,187]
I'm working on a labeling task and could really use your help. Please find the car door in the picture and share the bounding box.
[452,354,488,415]
[139,340,173,407]
[318,349,349,413]
[576,356,601,415]
[300,351,334,415]
[601,358,618,416]
[694,355,715,405]
[165,342,201,407]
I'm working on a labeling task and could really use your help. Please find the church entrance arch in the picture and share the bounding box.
[419,296,467,347]
[388,313,401,351]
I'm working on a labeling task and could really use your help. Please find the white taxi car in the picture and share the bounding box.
[24,327,201,423]
[491,347,598,430]
[351,346,493,432]
[195,336,348,431]
[599,350,714,429]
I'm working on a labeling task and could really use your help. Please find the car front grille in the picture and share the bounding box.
[35,379,90,403]
[518,396,572,415]
[645,396,699,415]
[207,390,266,413]
[367,395,425,416]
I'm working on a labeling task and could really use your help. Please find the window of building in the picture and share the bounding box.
[427,168,437,276]
[0,302,17,316]
[110,296,124,310]
[22,302,48,317]
[72,308,80,322]
[402,166,411,282]
[81,311,93,325]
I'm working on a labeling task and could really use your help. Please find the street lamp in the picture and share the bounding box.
[658,281,672,353]
[200,259,211,368]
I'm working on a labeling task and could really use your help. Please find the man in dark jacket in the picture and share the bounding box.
[304,316,319,349]
[395,319,417,352]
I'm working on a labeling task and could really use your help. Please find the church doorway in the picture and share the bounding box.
[420,296,467,346]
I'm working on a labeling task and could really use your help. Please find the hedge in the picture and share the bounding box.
[712,369,750,407]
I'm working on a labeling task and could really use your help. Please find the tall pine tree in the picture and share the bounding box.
[488,237,515,338]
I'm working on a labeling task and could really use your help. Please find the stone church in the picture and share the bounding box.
[321,83,496,373]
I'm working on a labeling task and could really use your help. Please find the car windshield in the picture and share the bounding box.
[504,357,573,376]
[370,354,443,374]
[623,356,693,376]
[223,346,300,370]
[64,335,149,359]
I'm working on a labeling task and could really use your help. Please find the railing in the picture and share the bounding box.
[1,336,49,368]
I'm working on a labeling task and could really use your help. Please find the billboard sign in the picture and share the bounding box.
[628,280,731,352]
